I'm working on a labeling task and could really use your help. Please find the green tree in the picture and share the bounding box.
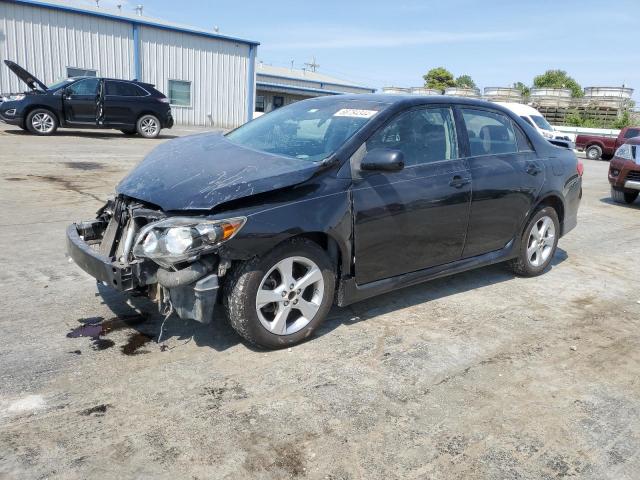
[455,74,476,89]
[423,67,456,92]
[533,70,583,98]
[513,81,530,99]
[613,110,632,129]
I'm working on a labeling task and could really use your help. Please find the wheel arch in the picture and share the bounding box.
[283,231,347,279]
[534,193,566,235]
[22,104,60,128]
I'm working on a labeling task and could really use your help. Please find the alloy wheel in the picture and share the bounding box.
[31,112,54,133]
[255,256,325,336]
[526,216,556,267]
[140,116,158,136]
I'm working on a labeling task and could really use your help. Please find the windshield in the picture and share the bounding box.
[226,100,384,161]
[47,78,74,91]
[530,115,553,131]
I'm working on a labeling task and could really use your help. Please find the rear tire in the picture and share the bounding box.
[136,114,161,139]
[508,206,560,277]
[223,237,336,349]
[586,145,602,160]
[611,187,639,204]
[25,108,58,136]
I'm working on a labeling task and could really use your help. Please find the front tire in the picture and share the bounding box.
[223,238,336,349]
[136,114,161,139]
[586,145,602,160]
[508,206,560,277]
[26,109,58,136]
[611,187,639,204]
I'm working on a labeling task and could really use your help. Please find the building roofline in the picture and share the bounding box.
[9,0,261,47]
[256,82,352,96]
[257,72,375,92]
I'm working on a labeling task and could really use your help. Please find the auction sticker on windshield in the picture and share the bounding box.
[333,109,378,118]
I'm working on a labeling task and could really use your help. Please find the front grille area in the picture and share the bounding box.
[626,170,640,182]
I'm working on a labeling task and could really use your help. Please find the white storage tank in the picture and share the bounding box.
[382,87,410,94]
[530,88,572,107]
[444,87,481,98]
[409,87,441,96]
[483,87,523,103]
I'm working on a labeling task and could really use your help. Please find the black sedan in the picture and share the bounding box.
[67,94,582,348]
[0,60,173,138]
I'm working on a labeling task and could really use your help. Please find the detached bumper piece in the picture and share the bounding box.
[66,222,138,291]
[66,208,220,324]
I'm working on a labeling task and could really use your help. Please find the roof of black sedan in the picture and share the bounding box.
[306,93,505,110]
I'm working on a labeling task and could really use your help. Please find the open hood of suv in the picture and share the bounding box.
[116,133,321,211]
[3,60,48,92]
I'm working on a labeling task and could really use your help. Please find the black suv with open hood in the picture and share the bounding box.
[67,94,582,349]
[0,60,173,138]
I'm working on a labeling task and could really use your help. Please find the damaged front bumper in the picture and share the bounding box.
[66,217,220,324]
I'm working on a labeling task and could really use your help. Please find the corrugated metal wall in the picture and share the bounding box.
[140,26,250,128]
[0,1,134,93]
[0,1,253,127]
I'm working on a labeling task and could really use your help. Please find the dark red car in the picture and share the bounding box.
[609,137,640,204]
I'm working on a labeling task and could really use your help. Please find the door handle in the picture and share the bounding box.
[526,163,542,176]
[449,175,470,188]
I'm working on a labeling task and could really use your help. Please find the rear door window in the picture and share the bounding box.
[105,81,146,97]
[461,109,518,156]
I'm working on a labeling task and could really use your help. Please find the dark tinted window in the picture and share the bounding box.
[366,107,458,166]
[462,109,518,156]
[67,78,99,96]
[105,81,146,96]
[623,128,640,139]
[255,95,265,113]
[513,122,534,151]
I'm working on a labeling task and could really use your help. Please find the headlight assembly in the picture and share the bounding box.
[133,216,246,265]
[614,143,634,162]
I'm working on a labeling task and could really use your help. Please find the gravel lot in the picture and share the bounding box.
[0,123,639,480]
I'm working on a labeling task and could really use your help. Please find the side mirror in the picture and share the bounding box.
[360,148,405,172]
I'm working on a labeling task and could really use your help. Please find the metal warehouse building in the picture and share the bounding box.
[256,63,375,114]
[0,0,258,128]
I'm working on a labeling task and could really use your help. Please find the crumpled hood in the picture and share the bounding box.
[116,133,320,211]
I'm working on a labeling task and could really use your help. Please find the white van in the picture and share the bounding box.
[495,102,575,149]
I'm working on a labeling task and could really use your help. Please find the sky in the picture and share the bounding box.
[73,0,639,101]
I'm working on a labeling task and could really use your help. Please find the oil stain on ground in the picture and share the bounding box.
[67,314,148,352]
[64,161,104,171]
[121,332,154,355]
[80,404,111,416]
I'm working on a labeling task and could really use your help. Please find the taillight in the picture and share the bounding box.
[577,158,584,176]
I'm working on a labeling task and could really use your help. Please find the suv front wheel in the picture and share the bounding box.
[26,108,58,136]
[611,187,639,204]
[223,238,336,349]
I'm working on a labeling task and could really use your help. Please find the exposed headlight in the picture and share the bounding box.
[4,94,25,101]
[614,143,634,161]
[133,216,246,265]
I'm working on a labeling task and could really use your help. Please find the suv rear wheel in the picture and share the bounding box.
[26,108,58,136]
[223,238,336,349]
[611,187,639,204]
[136,114,161,139]
[509,206,559,277]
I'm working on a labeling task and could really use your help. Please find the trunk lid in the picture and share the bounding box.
[3,60,48,92]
